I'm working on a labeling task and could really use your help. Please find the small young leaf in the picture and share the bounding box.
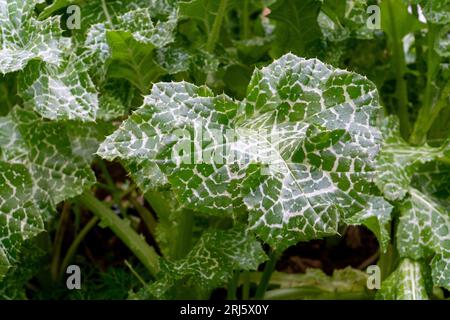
[375,117,449,201]
[268,0,323,57]
[319,0,376,42]
[106,31,165,93]
[83,7,177,91]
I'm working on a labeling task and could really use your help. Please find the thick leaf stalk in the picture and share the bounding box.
[77,191,160,276]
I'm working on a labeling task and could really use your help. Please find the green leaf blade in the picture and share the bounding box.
[377,259,430,300]
[17,57,99,122]
[0,0,65,74]
[396,189,450,290]
[149,227,267,298]
[98,53,389,251]
[0,162,44,280]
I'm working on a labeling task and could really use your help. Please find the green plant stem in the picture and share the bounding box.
[410,80,450,145]
[410,21,448,146]
[172,209,194,260]
[124,260,147,287]
[59,216,99,278]
[130,197,157,235]
[51,202,71,282]
[120,184,137,199]
[263,287,372,300]
[144,190,173,218]
[101,0,114,29]
[97,182,116,193]
[386,0,411,138]
[242,271,250,300]
[98,160,126,218]
[98,160,115,188]
[206,0,228,52]
[378,243,397,281]
[77,191,160,276]
[424,24,441,109]
[227,271,240,300]
[240,0,250,40]
[411,5,425,79]
[254,250,280,299]
[145,190,194,260]
[438,156,450,165]
[73,203,81,235]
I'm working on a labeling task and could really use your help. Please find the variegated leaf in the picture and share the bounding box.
[421,0,450,25]
[17,55,99,122]
[397,189,450,290]
[98,53,391,251]
[375,117,448,201]
[377,259,430,300]
[0,0,65,74]
[148,227,266,298]
[83,5,177,86]
[0,107,96,279]
[0,162,43,281]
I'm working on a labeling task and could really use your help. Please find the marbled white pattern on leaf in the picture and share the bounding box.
[0,0,64,74]
[83,4,177,85]
[397,188,450,290]
[18,55,99,122]
[0,162,43,280]
[376,259,430,300]
[148,227,266,298]
[98,53,391,251]
[421,0,450,24]
[0,107,96,279]
[319,0,376,42]
[1,0,100,121]
[0,108,96,208]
